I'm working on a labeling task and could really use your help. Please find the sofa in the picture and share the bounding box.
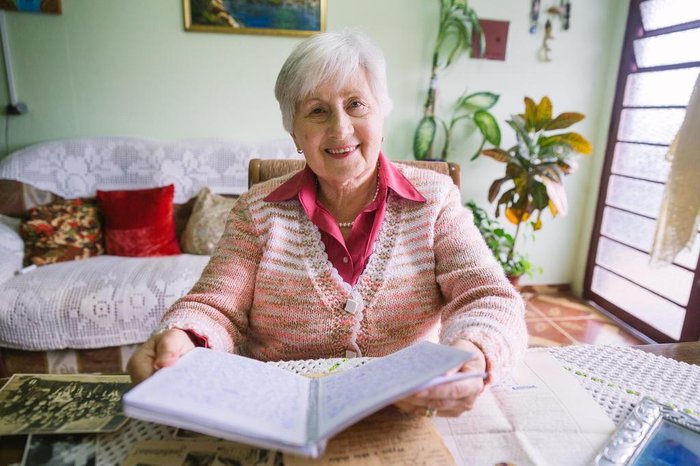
[0,136,300,376]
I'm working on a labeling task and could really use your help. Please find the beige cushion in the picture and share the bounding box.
[0,180,61,218]
[181,188,238,255]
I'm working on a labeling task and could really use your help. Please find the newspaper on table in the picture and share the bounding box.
[433,351,616,466]
[122,439,281,466]
[285,406,456,466]
[124,406,455,466]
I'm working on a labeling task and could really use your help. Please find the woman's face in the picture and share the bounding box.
[291,69,384,187]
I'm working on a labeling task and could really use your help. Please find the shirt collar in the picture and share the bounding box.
[263,166,313,202]
[263,152,426,203]
[381,154,426,202]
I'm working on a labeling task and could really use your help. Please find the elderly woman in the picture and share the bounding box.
[128,30,527,418]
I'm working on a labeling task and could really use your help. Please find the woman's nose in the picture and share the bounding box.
[328,111,353,138]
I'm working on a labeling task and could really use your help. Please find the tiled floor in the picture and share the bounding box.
[521,285,645,348]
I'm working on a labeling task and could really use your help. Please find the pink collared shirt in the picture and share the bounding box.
[264,153,426,285]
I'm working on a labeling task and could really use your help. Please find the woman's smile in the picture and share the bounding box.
[325,144,359,158]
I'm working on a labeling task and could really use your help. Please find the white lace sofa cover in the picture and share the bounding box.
[0,136,300,350]
[0,136,298,201]
[0,255,209,350]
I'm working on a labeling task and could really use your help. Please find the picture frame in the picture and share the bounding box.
[183,0,326,38]
[596,397,700,465]
[0,0,61,14]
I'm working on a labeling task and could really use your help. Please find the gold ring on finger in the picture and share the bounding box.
[424,406,437,418]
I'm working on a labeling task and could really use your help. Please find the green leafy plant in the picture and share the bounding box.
[478,96,592,271]
[467,201,533,279]
[413,0,501,161]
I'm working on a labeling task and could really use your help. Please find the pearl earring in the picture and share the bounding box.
[296,148,303,154]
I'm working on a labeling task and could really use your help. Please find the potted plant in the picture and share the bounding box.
[466,201,533,286]
[413,0,501,161]
[477,96,592,281]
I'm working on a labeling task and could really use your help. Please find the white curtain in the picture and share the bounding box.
[650,73,700,265]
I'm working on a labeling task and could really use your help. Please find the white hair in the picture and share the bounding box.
[274,29,393,133]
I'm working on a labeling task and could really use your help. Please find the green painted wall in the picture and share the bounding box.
[0,0,629,287]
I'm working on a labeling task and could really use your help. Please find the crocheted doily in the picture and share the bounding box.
[545,344,700,424]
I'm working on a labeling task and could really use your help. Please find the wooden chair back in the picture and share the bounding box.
[248,159,460,188]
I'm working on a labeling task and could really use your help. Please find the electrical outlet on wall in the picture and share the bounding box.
[472,19,510,61]
[6,102,28,115]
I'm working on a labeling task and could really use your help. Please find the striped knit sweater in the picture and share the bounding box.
[160,164,527,381]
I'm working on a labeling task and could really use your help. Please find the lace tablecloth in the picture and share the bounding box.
[545,344,700,423]
[96,345,700,465]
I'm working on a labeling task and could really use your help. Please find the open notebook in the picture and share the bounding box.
[122,341,477,458]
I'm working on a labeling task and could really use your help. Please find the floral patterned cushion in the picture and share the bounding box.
[0,214,24,282]
[20,199,104,266]
[181,187,238,255]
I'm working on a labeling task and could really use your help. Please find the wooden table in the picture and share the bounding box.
[635,341,700,365]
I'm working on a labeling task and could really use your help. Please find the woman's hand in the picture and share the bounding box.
[394,339,487,417]
[127,329,195,384]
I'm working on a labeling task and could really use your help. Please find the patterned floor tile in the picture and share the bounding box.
[524,305,547,321]
[528,300,596,320]
[526,320,576,347]
[554,319,643,346]
[523,288,644,347]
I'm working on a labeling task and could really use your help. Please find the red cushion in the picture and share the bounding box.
[96,185,181,257]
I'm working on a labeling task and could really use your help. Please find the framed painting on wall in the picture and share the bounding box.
[183,0,326,37]
[0,0,61,14]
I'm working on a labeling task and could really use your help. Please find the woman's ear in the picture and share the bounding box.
[291,133,300,150]
[291,134,302,154]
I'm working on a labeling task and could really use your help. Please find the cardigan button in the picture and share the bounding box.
[344,299,359,314]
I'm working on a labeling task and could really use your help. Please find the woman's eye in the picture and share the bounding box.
[310,108,325,115]
[348,100,369,114]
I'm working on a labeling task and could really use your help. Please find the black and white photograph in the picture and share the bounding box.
[21,433,96,466]
[0,374,131,435]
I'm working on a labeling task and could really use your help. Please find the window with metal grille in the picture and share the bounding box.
[584,0,700,343]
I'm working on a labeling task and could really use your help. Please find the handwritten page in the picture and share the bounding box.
[317,342,471,437]
[123,348,311,446]
[286,406,456,466]
[433,351,615,466]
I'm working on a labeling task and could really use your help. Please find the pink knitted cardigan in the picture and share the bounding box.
[160,164,527,381]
